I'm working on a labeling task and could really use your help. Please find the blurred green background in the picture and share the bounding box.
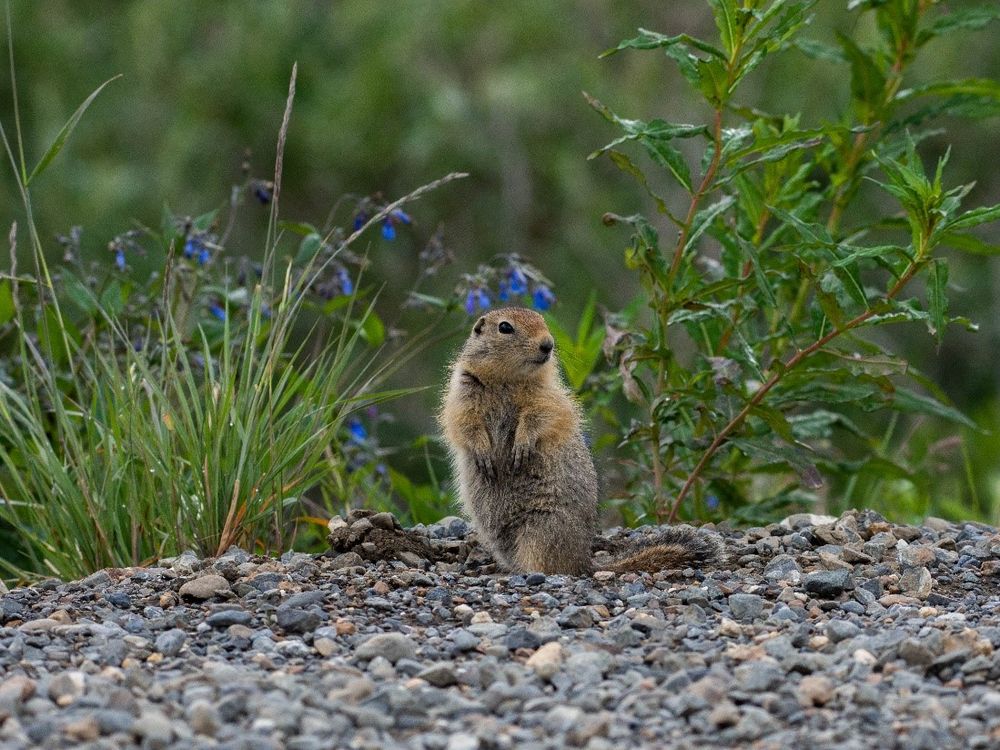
[1,0,998,522]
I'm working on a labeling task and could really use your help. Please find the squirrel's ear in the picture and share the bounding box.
[473,317,486,335]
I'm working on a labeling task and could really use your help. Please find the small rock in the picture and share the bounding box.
[186,700,220,737]
[355,632,418,664]
[179,574,230,600]
[804,569,852,598]
[899,544,936,568]
[63,716,99,742]
[329,552,364,570]
[205,609,252,628]
[154,628,186,657]
[797,675,834,706]
[899,566,933,599]
[557,605,594,628]
[48,672,86,707]
[526,641,563,680]
[826,619,860,642]
[708,700,740,727]
[314,637,337,657]
[417,663,457,687]
[506,628,541,651]
[133,710,173,746]
[729,593,765,622]
[899,638,935,667]
[276,606,322,633]
[763,555,801,582]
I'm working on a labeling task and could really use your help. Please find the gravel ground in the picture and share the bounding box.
[1,509,999,750]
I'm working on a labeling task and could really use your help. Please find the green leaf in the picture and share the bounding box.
[893,387,979,430]
[926,258,948,343]
[278,221,318,237]
[601,28,727,61]
[708,0,738,58]
[936,231,1000,256]
[793,38,846,62]
[730,437,824,489]
[37,307,81,367]
[836,33,886,116]
[739,237,777,308]
[917,6,1000,46]
[684,195,735,252]
[607,150,671,214]
[941,204,1000,232]
[192,209,218,232]
[0,280,14,326]
[26,75,121,185]
[359,311,385,347]
[294,233,324,265]
[642,137,693,192]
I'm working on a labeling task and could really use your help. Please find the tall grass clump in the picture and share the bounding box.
[0,50,464,580]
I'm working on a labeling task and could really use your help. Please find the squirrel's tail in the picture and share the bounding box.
[605,525,724,574]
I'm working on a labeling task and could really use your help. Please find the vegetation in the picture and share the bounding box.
[1,1,999,580]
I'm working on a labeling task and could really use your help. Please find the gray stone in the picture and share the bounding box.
[763,554,801,581]
[556,606,594,628]
[899,566,933,599]
[154,628,186,656]
[179,574,230,600]
[355,632,418,664]
[206,609,252,628]
[417,663,458,687]
[804,569,852,597]
[276,606,322,633]
[729,593,765,622]
[826,619,860,642]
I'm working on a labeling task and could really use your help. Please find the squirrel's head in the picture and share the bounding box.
[460,307,557,383]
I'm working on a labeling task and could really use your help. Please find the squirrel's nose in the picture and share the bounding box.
[539,339,554,355]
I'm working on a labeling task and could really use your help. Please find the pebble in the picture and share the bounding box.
[526,641,563,679]
[354,632,418,663]
[178,574,231,599]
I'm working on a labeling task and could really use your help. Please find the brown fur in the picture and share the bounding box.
[605,526,725,574]
[440,307,724,576]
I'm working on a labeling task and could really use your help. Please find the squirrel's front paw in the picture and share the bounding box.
[511,442,533,472]
[474,452,496,481]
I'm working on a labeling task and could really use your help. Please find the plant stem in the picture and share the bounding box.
[667,108,724,288]
[665,260,922,522]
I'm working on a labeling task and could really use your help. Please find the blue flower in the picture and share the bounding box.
[532,285,555,311]
[260,303,272,320]
[381,219,397,240]
[252,181,273,205]
[477,288,490,310]
[208,302,226,321]
[337,268,354,295]
[114,248,126,271]
[706,495,720,510]
[183,238,197,259]
[197,246,211,265]
[353,212,368,231]
[390,209,411,225]
[498,280,510,302]
[508,267,528,295]
[347,418,367,443]
[464,290,476,315]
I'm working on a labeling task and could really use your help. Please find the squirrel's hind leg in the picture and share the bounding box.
[514,516,593,576]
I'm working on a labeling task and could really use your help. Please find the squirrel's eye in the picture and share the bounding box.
[498,321,514,334]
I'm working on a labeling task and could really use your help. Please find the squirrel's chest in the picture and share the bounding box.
[474,391,521,448]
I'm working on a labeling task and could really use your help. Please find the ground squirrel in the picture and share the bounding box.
[440,307,723,575]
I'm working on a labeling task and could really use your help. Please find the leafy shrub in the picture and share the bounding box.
[591,0,1000,524]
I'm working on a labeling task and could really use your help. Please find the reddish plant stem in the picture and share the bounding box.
[665,261,921,523]
[667,108,725,287]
